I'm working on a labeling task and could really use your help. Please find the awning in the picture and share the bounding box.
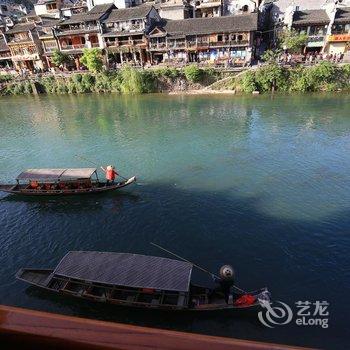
[53,251,193,292]
[16,168,97,181]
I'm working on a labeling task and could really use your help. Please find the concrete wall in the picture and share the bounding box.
[160,7,186,20]
[225,0,258,16]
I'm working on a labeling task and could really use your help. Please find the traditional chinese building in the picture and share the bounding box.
[38,17,61,68]
[158,0,191,20]
[194,0,222,18]
[291,9,330,53]
[0,33,12,68]
[325,7,350,56]
[224,0,260,15]
[54,3,115,69]
[102,5,161,65]
[148,13,258,64]
[34,0,62,18]
[4,22,45,71]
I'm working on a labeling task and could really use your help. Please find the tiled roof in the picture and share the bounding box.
[334,7,350,24]
[88,3,115,14]
[59,3,114,25]
[151,13,258,37]
[41,17,61,27]
[36,0,57,4]
[5,22,36,34]
[292,9,330,26]
[104,5,153,23]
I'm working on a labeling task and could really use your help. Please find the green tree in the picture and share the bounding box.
[261,49,283,63]
[81,48,104,73]
[280,29,308,53]
[51,49,70,68]
[184,64,203,83]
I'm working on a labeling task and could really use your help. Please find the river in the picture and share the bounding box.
[0,93,349,349]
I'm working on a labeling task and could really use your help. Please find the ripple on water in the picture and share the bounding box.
[0,94,350,350]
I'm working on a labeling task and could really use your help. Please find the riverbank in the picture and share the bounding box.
[1,62,350,96]
[0,65,221,96]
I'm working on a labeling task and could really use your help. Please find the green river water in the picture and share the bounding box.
[0,93,349,349]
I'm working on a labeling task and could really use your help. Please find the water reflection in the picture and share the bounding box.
[1,93,350,349]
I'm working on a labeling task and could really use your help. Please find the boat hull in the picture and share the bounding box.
[0,177,136,196]
[16,268,268,312]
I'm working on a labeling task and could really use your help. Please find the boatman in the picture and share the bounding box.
[213,265,235,304]
[100,165,118,186]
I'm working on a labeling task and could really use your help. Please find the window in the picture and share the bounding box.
[242,5,248,12]
[46,3,57,11]
[309,26,326,36]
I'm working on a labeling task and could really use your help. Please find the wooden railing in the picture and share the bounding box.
[149,40,249,50]
[0,305,314,350]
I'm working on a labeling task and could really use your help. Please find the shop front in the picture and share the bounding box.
[326,34,350,54]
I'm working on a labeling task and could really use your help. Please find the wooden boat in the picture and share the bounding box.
[0,168,136,196]
[16,251,270,312]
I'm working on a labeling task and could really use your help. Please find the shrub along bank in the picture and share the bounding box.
[1,65,219,96]
[233,62,350,93]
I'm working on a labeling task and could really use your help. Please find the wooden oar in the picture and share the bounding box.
[150,242,247,293]
[75,154,128,181]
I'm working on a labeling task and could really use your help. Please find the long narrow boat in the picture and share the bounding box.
[0,168,136,196]
[16,251,270,312]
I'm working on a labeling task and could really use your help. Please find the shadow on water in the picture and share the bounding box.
[0,190,142,213]
[24,286,261,327]
[1,182,349,349]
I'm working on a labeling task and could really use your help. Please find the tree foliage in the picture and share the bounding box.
[184,64,203,83]
[280,29,308,53]
[238,62,349,93]
[81,48,104,73]
[51,49,70,68]
[261,49,283,63]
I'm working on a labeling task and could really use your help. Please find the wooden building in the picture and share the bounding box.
[326,7,350,57]
[4,22,45,71]
[54,3,115,69]
[148,13,258,65]
[0,33,12,68]
[38,17,60,68]
[102,5,161,65]
[291,9,330,53]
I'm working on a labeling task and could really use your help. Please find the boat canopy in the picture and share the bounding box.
[16,168,97,181]
[53,251,193,292]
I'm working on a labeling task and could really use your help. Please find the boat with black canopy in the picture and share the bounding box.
[0,168,136,196]
[16,251,270,311]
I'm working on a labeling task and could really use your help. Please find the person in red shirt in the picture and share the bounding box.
[100,165,118,186]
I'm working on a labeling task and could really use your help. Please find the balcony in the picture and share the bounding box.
[149,42,166,50]
[0,52,11,59]
[44,46,58,53]
[306,35,325,48]
[8,37,32,44]
[60,44,86,50]
[133,39,145,45]
[56,25,99,35]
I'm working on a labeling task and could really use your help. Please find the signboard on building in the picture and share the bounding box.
[328,34,350,42]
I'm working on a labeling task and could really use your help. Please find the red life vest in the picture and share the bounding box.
[233,294,256,306]
[106,169,116,180]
